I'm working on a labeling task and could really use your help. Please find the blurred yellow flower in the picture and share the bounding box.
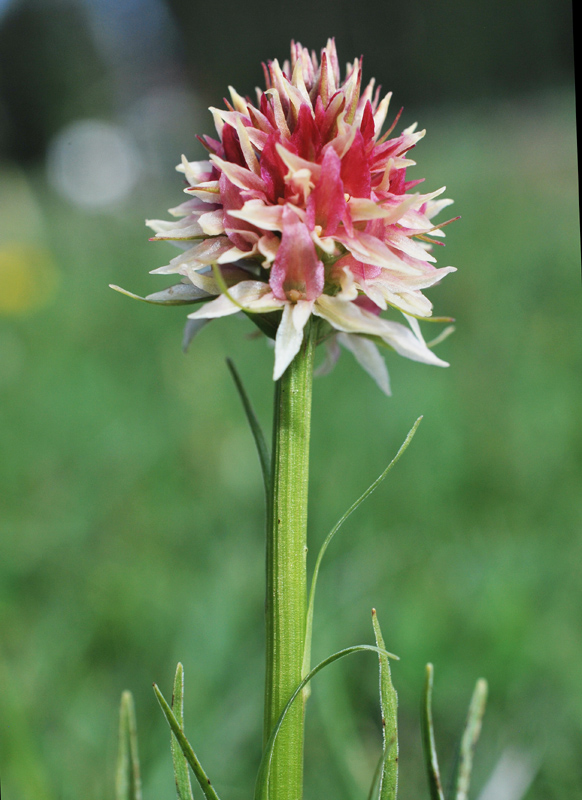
[0,243,59,315]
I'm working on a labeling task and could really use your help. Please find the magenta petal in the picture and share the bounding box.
[335,253,382,281]
[260,131,289,204]
[354,294,382,315]
[197,134,224,157]
[222,124,246,167]
[319,92,345,143]
[360,100,375,147]
[270,206,324,301]
[341,130,371,198]
[291,103,321,161]
[389,167,407,195]
[220,173,259,251]
[259,93,276,127]
[306,145,346,236]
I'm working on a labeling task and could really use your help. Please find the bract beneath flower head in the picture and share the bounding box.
[145,38,458,392]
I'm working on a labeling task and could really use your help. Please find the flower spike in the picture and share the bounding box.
[130,40,457,391]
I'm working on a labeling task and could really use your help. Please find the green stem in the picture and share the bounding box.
[264,321,316,800]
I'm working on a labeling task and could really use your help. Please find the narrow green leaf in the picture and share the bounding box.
[372,610,398,800]
[115,691,143,800]
[367,748,392,800]
[226,358,271,498]
[154,683,222,800]
[421,664,445,800]
[116,694,130,800]
[110,283,212,305]
[171,664,195,800]
[302,417,422,686]
[449,678,488,800]
[255,643,399,800]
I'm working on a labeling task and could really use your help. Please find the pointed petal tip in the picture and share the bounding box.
[272,362,285,381]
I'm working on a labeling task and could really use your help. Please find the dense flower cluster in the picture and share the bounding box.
[146,40,456,392]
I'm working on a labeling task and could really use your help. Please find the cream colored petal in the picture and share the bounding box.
[313,336,341,377]
[209,107,225,138]
[337,333,391,395]
[359,283,388,310]
[310,230,338,255]
[258,233,280,265]
[275,144,321,181]
[398,128,426,150]
[216,243,258,263]
[273,300,314,380]
[336,265,359,301]
[373,92,392,139]
[188,281,278,319]
[245,127,269,151]
[185,270,223,294]
[329,122,357,159]
[385,265,457,291]
[388,232,437,263]
[313,294,389,336]
[198,210,226,236]
[291,58,312,105]
[176,155,213,185]
[167,198,210,218]
[337,231,423,275]
[209,155,266,194]
[149,237,232,274]
[264,89,290,138]
[184,265,251,294]
[146,217,205,239]
[228,86,249,114]
[424,197,454,219]
[366,284,432,317]
[285,167,314,202]
[313,295,448,366]
[235,116,260,175]
[229,200,284,231]
[347,194,419,223]
[186,181,221,202]
[270,61,306,117]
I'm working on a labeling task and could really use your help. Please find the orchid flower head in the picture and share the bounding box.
[142,39,457,393]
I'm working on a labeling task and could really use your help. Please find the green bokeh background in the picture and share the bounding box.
[0,1,579,798]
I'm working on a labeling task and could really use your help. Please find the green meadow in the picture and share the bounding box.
[0,89,579,799]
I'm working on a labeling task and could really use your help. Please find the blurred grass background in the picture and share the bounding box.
[0,0,579,798]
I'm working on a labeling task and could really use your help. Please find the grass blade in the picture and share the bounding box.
[450,678,488,800]
[226,358,271,498]
[116,691,143,800]
[372,609,398,800]
[302,417,422,686]
[421,664,445,800]
[171,663,195,800]
[367,746,398,800]
[154,683,222,800]
[367,751,386,800]
[255,643,399,800]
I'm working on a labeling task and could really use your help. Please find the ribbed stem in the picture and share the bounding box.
[264,322,316,800]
